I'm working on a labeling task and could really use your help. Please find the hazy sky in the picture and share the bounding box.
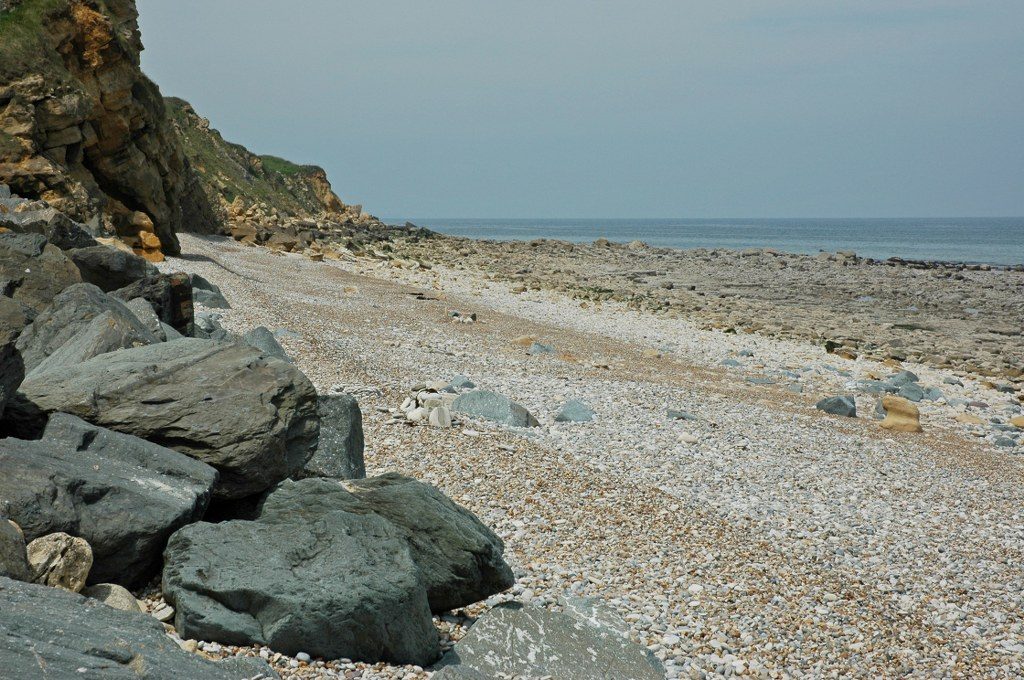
[137,1,1024,218]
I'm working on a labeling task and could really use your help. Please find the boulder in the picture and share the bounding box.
[0,577,250,678]
[815,395,857,418]
[0,232,82,313]
[0,296,27,418]
[339,473,514,612]
[888,370,919,387]
[82,583,142,613]
[9,339,318,500]
[554,399,596,423]
[194,310,234,341]
[298,394,365,479]
[880,395,923,432]
[15,283,157,374]
[67,245,158,292]
[191,274,231,309]
[897,383,925,402]
[26,532,92,593]
[111,272,194,336]
[162,478,439,664]
[452,390,540,427]
[0,205,98,250]
[432,668,492,680]
[439,602,665,680]
[0,414,218,586]
[124,296,167,341]
[0,519,29,582]
[243,325,293,363]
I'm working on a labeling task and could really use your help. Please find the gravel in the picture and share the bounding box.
[157,235,1024,678]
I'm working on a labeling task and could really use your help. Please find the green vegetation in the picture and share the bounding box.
[260,155,308,177]
[0,0,69,83]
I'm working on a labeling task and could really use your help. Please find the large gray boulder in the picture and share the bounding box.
[124,296,167,341]
[0,204,98,250]
[298,394,365,479]
[67,245,157,292]
[15,283,157,374]
[452,390,540,427]
[0,232,82,313]
[9,339,319,499]
[0,296,27,418]
[0,414,218,586]
[814,395,857,418]
[243,325,292,363]
[0,576,255,679]
[439,602,665,680]
[163,478,439,664]
[0,519,29,581]
[340,473,514,612]
[111,272,194,336]
[191,273,231,309]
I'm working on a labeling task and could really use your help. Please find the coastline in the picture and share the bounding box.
[154,234,1024,678]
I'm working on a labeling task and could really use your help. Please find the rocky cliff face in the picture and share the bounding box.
[0,0,220,257]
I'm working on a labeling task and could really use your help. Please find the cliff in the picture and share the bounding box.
[0,0,219,257]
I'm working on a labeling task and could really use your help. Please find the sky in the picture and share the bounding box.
[137,1,1024,218]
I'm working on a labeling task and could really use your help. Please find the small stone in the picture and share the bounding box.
[152,603,176,623]
[554,399,596,423]
[956,413,984,426]
[26,533,93,592]
[296,652,312,663]
[880,395,923,433]
[815,395,857,418]
[527,341,556,355]
[82,583,142,612]
[429,406,453,428]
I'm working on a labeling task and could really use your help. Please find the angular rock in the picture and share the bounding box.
[243,325,292,362]
[15,283,156,374]
[0,296,27,418]
[10,339,318,500]
[0,577,247,678]
[82,583,142,613]
[880,395,923,432]
[0,413,218,586]
[163,478,439,664]
[191,273,231,309]
[27,532,92,593]
[216,656,280,679]
[0,232,82,313]
[432,668,492,680]
[339,473,515,612]
[439,602,665,680]
[554,399,596,423]
[897,383,925,402]
[889,370,920,387]
[125,296,167,341]
[815,395,857,418]
[450,375,476,390]
[0,204,98,250]
[452,390,539,427]
[526,341,556,355]
[194,310,234,341]
[111,272,195,336]
[67,245,157,292]
[429,405,453,428]
[0,519,29,582]
[298,394,366,480]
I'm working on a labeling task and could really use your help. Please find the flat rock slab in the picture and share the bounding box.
[440,602,665,680]
[9,338,319,499]
[163,478,439,665]
[298,394,365,479]
[67,245,157,292]
[452,390,539,427]
[0,576,248,679]
[0,413,217,586]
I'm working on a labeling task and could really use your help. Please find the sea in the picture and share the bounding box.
[385,217,1024,266]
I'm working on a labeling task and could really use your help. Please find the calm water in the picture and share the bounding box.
[387,217,1024,265]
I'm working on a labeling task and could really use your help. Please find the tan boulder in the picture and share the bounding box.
[880,395,923,433]
[1010,416,1024,429]
[82,583,143,613]
[27,532,93,592]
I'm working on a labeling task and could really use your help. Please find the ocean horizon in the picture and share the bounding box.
[386,216,1024,266]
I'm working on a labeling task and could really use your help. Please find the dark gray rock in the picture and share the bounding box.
[111,272,194,336]
[889,370,920,387]
[719,358,741,367]
[67,246,157,292]
[194,311,235,341]
[0,414,217,586]
[431,667,492,680]
[15,283,156,374]
[815,395,857,418]
[215,656,279,679]
[667,409,699,421]
[526,341,556,355]
[554,399,596,423]
[995,436,1018,448]
[0,232,82,313]
[339,473,514,612]
[243,325,292,363]
[161,322,184,340]
[856,380,898,395]
[0,296,27,419]
[452,390,539,428]
[922,386,944,401]
[0,205,98,250]
[450,375,476,390]
[0,519,29,581]
[125,297,167,341]
[8,339,319,500]
[0,576,247,679]
[439,602,665,680]
[162,478,439,665]
[898,383,925,402]
[298,394,365,479]
[191,274,231,309]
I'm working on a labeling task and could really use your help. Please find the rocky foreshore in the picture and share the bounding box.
[380,234,1023,381]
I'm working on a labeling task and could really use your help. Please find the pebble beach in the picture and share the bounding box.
[157,234,1024,679]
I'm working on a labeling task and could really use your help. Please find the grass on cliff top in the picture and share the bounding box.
[0,0,66,82]
[260,154,308,176]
